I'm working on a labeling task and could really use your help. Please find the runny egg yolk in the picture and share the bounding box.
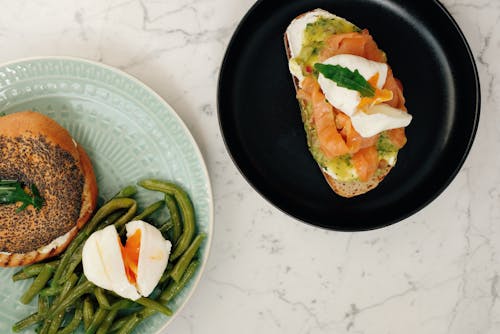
[357,73,393,111]
[119,229,141,284]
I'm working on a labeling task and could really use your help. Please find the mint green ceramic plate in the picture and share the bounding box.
[0,57,213,334]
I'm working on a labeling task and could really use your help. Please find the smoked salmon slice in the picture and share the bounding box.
[319,29,386,63]
[300,77,350,158]
[352,146,379,182]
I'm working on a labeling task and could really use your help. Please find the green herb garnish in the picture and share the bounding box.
[0,180,45,212]
[314,63,375,97]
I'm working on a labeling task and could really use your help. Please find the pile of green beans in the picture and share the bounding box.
[12,179,206,334]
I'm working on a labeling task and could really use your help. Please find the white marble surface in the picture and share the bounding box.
[0,0,498,333]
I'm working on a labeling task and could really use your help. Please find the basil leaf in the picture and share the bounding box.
[314,63,375,97]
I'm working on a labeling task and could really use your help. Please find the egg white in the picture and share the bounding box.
[351,104,412,138]
[126,220,172,297]
[81,229,114,291]
[317,54,388,117]
[82,221,171,300]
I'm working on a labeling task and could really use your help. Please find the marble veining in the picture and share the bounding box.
[0,0,498,333]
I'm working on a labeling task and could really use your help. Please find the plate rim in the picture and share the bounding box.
[0,55,215,333]
[217,0,481,231]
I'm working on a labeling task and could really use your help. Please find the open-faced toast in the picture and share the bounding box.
[284,9,412,197]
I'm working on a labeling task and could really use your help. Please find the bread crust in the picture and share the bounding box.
[322,163,392,197]
[76,144,98,229]
[0,111,80,158]
[0,111,97,267]
[284,11,394,198]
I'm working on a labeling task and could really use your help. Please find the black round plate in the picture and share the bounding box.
[217,0,480,231]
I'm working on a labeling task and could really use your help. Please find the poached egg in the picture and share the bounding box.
[286,9,412,138]
[82,220,171,300]
[317,54,412,137]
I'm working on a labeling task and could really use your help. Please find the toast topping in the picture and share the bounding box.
[0,135,84,253]
[315,54,412,137]
[286,9,411,185]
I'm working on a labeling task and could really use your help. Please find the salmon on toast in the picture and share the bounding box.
[285,9,412,197]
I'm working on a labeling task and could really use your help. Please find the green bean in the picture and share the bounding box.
[114,203,138,229]
[89,198,137,233]
[133,200,164,221]
[164,194,182,244]
[115,296,172,334]
[38,317,51,334]
[100,210,124,229]
[94,287,111,310]
[52,274,78,307]
[12,261,59,281]
[108,315,131,333]
[47,310,65,334]
[134,297,172,316]
[38,295,49,314]
[47,280,94,319]
[53,198,137,283]
[96,299,132,334]
[115,313,142,334]
[118,199,164,235]
[84,306,108,334]
[83,297,94,330]
[12,312,42,332]
[76,273,88,286]
[158,220,174,236]
[20,265,54,304]
[52,234,85,284]
[41,274,79,331]
[113,185,137,199]
[138,179,195,260]
[109,239,199,333]
[57,245,83,284]
[160,260,200,303]
[12,269,37,282]
[159,262,174,284]
[57,305,82,334]
[39,285,63,297]
[170,233,206,282]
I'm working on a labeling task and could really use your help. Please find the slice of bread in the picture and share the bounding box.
[284,11,395,197]
[322,162,392,198]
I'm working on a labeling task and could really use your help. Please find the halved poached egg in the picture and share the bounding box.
[82,220,171,300]
[317,54,412,137]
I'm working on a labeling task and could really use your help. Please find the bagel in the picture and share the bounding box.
[285,9,412,197]
[0,111,98,266]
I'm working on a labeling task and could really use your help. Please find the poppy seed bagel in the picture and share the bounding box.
[0,111,98,267]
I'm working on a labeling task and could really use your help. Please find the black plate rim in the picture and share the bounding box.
[217,0,481,232]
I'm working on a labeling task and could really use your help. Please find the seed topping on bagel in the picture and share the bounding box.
[0,134,84,253]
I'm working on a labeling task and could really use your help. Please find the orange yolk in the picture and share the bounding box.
[119,229,141,284]
[357,73,393,110]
